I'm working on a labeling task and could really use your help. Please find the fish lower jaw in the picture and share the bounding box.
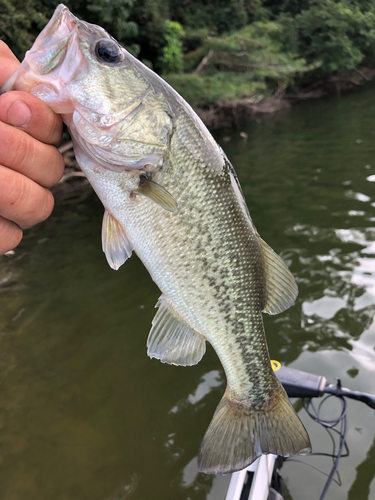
[28,83,74,113]
[1,64,74,114]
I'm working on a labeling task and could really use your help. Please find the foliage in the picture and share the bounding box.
[3,0,375,107]
[158,20,184,74]
[165,72,268,106]
[0,0,48,60]
[293,0,375,73]
[122,0,170,68]
[0,0,140,59]
[64,0,140,55]
[170,0,249,34]
[166,21,311,105]
[200,22,309,81]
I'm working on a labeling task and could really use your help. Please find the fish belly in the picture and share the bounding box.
[81,120,312,475]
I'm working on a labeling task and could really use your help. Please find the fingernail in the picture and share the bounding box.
[7,101,32,127]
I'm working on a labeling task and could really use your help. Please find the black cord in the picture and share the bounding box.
[302,394,348,500]
[284,393,348,500]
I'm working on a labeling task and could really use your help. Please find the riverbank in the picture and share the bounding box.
[54,63,375,195]
[195,65,375,129]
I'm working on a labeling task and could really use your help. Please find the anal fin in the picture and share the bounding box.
[147,297,206,366]
[102,210,133,270]
[259,237,298,315]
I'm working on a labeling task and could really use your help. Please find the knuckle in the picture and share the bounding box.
[45,149,65,187]
[0,218,22,254]
[45,117,62,146]
[5,170,26,208]
[0,124,63,187]
[29,98,63,146]
[40,189,55,221]
[8,132,36,172]
[0,169,53,227]
[0,92,10,117]
[21,187,54,228]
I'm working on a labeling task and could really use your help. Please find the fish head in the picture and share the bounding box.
[3,4,142,114]
[3,5,82,113]
[2,4,173,173]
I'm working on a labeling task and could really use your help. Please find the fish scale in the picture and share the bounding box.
[1,3,311,475]
[113,131,281,405]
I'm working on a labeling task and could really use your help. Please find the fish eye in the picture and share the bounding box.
[95,39,123,64]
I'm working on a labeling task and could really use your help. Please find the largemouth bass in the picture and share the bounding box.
[2,5,311,473]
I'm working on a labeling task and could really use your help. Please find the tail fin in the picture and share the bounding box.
[197,385,311,474]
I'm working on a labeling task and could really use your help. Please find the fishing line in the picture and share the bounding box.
[285,458,342,485]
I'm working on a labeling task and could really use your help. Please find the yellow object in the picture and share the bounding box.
[271,360,281,371]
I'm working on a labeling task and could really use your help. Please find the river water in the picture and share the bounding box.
[1,86,375,500]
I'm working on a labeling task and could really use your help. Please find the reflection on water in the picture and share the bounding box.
[348,437,375,500]
[170,370,223,414]
[1,85,375,499]
[106,474,138,500]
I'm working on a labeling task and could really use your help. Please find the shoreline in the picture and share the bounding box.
[195,65,375,129]
[55,65,375,197]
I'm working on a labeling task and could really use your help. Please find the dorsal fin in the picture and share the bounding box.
[147,297,206,366]
[102,210,133,270]
[259,238,298,315]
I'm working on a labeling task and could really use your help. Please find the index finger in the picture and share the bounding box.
[0,41,20,87]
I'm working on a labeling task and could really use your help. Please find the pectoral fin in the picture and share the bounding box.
[133,175,178,212]
[102,210,133,270]
[147,297,206,366]
[259,238,298,315]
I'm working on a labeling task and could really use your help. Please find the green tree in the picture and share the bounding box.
[291,0,375,73]
[0,0,49,60]
[3,0,375,109]
[166,21,310,105]
[0,0,140,59]
[158,20,184,74]
[171,0,249,34]
[64,0,139,55]
[126,0,170,69]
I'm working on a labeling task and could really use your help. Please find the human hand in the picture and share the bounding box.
[0,41,64,254]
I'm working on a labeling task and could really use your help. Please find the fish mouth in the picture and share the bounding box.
[1,4,81,113]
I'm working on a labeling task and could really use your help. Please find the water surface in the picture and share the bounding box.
[1,86,375,500]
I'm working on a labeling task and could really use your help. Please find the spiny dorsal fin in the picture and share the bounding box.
[259,237,298,315]
[147,297,206,366]
[133,175,177,212]
[102,210,133,270]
